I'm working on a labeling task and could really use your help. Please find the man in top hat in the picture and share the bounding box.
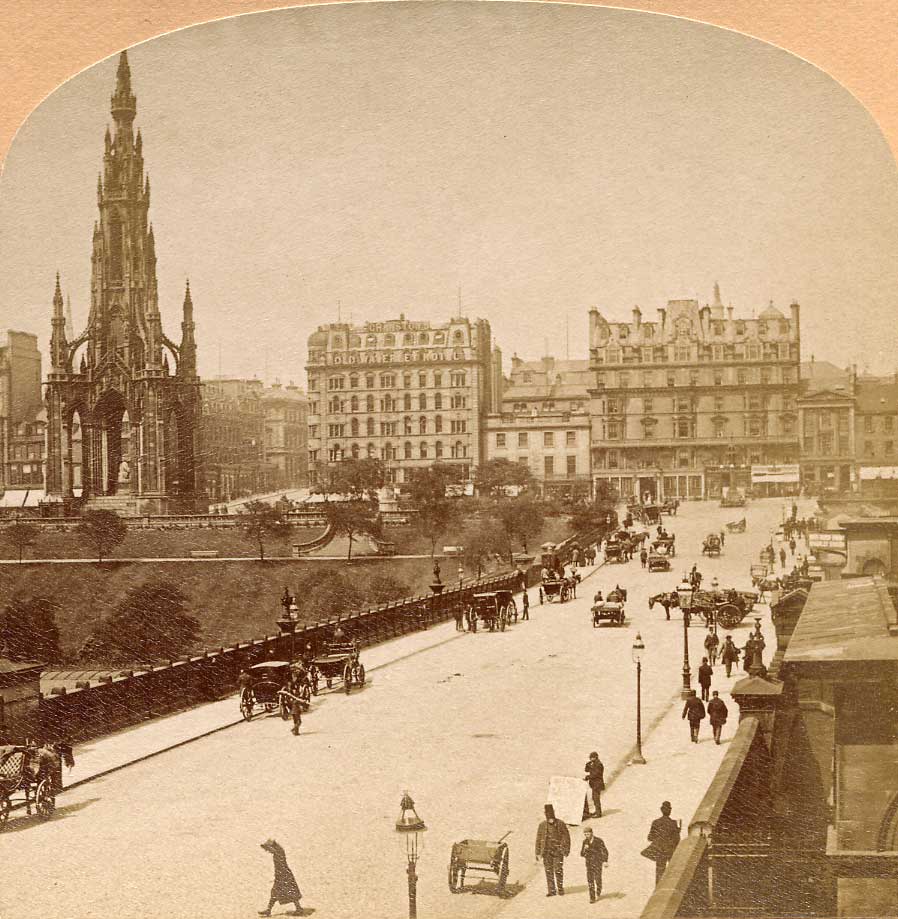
[583,751,605,819]
[535,803,571,896]
[644,801,681,885]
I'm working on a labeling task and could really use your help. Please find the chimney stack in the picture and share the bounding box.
[789,301,800,342]
[632,306,642,330]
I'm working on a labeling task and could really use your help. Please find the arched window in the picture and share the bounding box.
[333,335,343,348]
[380,373,394,388]
[404,333,414,345]
[419,332,429,345]
[109,213,123,280]
[452,441,466,458]
[435,441,443,458]
[365,374,375,388]
[404,393,412,411]
[403,416,412,435]
[366,395,375,412]
[350,395,359,412]
[351,443,360,459]
[366,418,375,436]
[349,375,359,389]
[434,393,442,410]
[404,442,413,459]
[382,442,395,461]
[419,393,427,411]
[350,418,359,436]
[419,416,427,435]
[420,442,428,459]
[385,334,395,346]
[435,415,443,433]
[367,443,376,458]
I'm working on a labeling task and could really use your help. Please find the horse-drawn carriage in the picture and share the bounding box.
[647,550,672,572]
[721,490,747,508]
[0,745,58,829]
[539,578,573,603]
[702,533,722,557]
[652,534,676,557]
[240,660,309,721]
[472,591,515,630]
[604,532,634,564]
[448,832,511,895]
[660,499,679,516]
[310,642,366,694]
[628,504,662,526]
[680,588,758,630]
[726,518,746,534]
[592,586,627,626]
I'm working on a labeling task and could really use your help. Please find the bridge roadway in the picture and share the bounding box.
[0,499,803,919]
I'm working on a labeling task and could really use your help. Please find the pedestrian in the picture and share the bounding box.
[742,634,757,673]
[704,628,719,666]
[682,689,706,742]
[779,547,787,569]
[583,751,605,819]
[698,657,713,702]
[258,839,302,916]
[521,591,530,621]
[719,529,725,548]
[640,548,648,569]
[581,827,609,903]
[535,803,571,896]
[642,801,681,886]
[465,603,478,633]
[789,537,796,556]
[708,690,728,744]
[454,603,465,631]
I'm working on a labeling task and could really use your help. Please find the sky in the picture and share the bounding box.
[1,1,896,384]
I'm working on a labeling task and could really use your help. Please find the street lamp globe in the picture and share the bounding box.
[631,632,645,664]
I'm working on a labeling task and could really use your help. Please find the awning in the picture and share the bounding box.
[751,464,800,484]
[0,489,46,508]
[860,466,898,481]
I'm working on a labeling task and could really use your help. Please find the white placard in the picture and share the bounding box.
[547,775,587,826]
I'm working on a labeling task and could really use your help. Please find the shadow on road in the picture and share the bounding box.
[4,796,100,833]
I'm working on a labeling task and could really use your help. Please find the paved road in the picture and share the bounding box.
[0,498,804,919]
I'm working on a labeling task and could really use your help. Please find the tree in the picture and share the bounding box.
[475,458,534,498]
[238,500,291,560]
[315,458,385,499]
[324,498,379,560]
[0,596,61,663]
[408,465,462,557]
[76,509,127,562]
[491,497,546,563]
[86,581,200,665]
[570,481,620,537]
[1,519,38,562]
[463,523,506,579]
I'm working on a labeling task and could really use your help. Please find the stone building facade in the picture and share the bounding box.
[588,285,801,501]
[262,383,308,490]
[306,316,500,486]
[0,331,44,490]
[201,379,275,504]
[485,356,591,498]
[855,378,898,495]
[44,52,203,515]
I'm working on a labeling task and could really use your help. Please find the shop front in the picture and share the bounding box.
[751,463,801,497]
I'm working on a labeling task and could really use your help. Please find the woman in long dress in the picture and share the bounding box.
[259,839,302,916]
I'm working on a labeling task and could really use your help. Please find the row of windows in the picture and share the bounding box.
[863,441,896,458]
[603,416,795,440]
[605,395,795,414]
[595,448,774,471]
[495,431,579,448]
[309,349,468,366]
[597,365,796,388]
[510,400,585,413]
[323,393,467,413]
[863,415,898,434]
[315,371,467,391]
[311,415,463,438]
[321,441,469,462]
[601,322,791,348]
[326,329,466,349]
[803,434,853,457]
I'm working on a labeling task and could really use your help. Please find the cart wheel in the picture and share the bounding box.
[0,793,10,829]
[495,844,509,893]
[539,588,544,605]
[344,663,353,693]
[326,678,333,689]
[280,696,290,720]
[300,682,311,704]
[240,690,254,721]
[509,599,518,622]
[499,612,506,632]
[35,779,55,819]
[448,853,462,892]
[592,614,599,628]
[357,663,366,685]
[716,603,742,630]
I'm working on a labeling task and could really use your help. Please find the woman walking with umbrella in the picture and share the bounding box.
[259,839,302,916]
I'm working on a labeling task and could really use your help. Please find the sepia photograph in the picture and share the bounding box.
[0,2,897,917]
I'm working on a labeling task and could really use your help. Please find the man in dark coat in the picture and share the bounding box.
[721,636,740,678]
[644,801,681,885]
[535,803,571,896]
[581,827,609,902]
[583,751,605,818]
[704,628,720,666]
[682,690,706,743]
[708,690,728,744]
[521,591,530,621]
[697,657,713,702]
[259,839,302,916]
